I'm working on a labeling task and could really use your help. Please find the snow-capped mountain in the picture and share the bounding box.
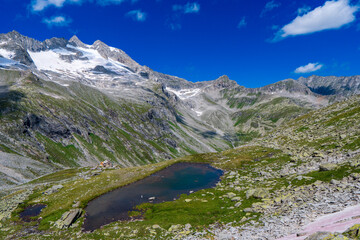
[0,30,359,190]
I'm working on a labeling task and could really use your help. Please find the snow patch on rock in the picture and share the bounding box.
[166,87,201,100]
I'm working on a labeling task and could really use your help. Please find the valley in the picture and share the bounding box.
[0,31,359,239]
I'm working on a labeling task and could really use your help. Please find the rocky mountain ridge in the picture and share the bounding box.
[0,30,360,191]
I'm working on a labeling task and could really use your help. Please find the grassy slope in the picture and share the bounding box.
[0,69,213,170]
[259,95,360,156]
[223,88,312,144]
[3,141,358,239]
[1,77,359,239]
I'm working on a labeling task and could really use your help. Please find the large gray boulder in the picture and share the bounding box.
[319,163,338,172]
[54,208,82,229]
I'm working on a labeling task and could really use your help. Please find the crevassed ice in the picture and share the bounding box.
[28,46,130,76]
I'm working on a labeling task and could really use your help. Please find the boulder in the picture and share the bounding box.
[350,159,360,168]
[152,224,161,229]
[319,163,338,172]
[168,224,181,232]
[246,188,269,199]
[231,197,241,202]
[43,185,63,195]
[234,202,242,208]
[225,192,236,198]
[312,151,324,158]
[350,173,360,180]
[54,209,82,229]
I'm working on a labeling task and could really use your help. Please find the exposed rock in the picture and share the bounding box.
[152,224,161,229]
[319,163,338,172]
[23,114,71,140]
[350,159,360,168]
[0,189,32,220]
[246,188,269,199]
[168,224,181,232]
[304,232,334,240]
[344,224,360,238]
[43,185,63,195]
[54,209,82,229]
[231,197,241,202]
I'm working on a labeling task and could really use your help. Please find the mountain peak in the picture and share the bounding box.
[8,30,21,36]
[216,75,230,81]
[93,39,105,45]
[92,40,109,50]
[69,35,87,48]
[1,30,27,41]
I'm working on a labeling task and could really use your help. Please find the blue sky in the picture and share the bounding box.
[0,0,359,87]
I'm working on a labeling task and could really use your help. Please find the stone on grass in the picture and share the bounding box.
[234,202,242,207]
[319,163,338,172]
[54,209,82,229]
[246,188,269,199]
[152,224,161,229]
[231,197,241,202]
[43,185,63,195]
[168,224,181,232]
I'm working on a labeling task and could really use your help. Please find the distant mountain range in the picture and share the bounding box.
[0,30,359,190]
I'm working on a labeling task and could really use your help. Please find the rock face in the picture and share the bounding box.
[298,75,360,97]
[54,209,82,229]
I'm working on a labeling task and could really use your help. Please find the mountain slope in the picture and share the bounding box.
[0,94,359,240]
[0,30,360,191]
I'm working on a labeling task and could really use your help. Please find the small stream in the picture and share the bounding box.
[83,162,223,231]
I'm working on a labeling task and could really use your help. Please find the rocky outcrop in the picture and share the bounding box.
[43,185,63,195]
[54,209,82,229]
[23,114,71,140]
[245,188,269,199]
[0,189,32,221]
[298,75,360,97]
[319,163,338,172]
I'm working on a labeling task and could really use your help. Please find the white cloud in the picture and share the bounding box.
[237,17,247,29]
[30,0,129,11]
[261,0,281,17]
[276,0,359,40]
[294,62,323,73]
[126,10,147,22]
[42,15,72,27]
[173,2,200,14]
[32,0,66,11]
